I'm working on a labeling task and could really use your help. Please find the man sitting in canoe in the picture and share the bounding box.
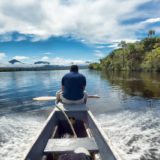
[56,65,87,104]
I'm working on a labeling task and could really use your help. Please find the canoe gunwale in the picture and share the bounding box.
[22,109,57,160]
[87,110,123,160]
[23,104,122,160]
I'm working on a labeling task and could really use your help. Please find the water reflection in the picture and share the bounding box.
[100,71,160,100]
[1,70,160,160]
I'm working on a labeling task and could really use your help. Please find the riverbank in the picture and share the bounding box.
[0,66,88,72]
[0,68,68,72]
[89,37,160,72]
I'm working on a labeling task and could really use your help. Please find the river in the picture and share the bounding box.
[0,69,160,160]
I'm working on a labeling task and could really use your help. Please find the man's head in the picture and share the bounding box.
[70,65,78,72]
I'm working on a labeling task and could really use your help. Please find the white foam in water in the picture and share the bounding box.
[1,107,160,160]
[97,109,160,160]
[0,113,46,160]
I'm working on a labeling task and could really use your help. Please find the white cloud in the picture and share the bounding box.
[113,39,139,43]
[81,39,86,42]
[94,50,105,57]
[15,36,27,41]
[0,53,6,59]
[108,44,119,49]
[50,57,87,65]
[0,0,153,43]
[44,52,52,55]
[141,17,160,24]
[96,45,106,49]
[152,26,160,33]
[0,33,12,42]
[94,53,105,57]
[0,63,47,68]
[0,57,90,66]
[41,56,49,61]
[13,56,29,60]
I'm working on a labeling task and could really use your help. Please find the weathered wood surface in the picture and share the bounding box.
[33,95,100,101]
[44,137,98,153]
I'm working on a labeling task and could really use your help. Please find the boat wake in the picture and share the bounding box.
[1,106,160,160]
[0,109,51,160]
[97,109,160,160]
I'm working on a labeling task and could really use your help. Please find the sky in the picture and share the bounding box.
[0,0,160,65]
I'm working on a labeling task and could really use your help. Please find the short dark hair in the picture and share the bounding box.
[70,65,78,72]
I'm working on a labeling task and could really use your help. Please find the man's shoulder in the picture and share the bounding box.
[63,72,72,77]
[62,72,74,80]
[63,72,86,79]
[77,73,86,78]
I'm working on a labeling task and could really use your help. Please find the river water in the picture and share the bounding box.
[0,70,160,160]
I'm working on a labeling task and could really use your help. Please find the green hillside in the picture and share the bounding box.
[89,32,160,72]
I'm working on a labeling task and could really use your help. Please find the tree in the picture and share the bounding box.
[148,30,155,37]
[147,30,156,71]
[118,40,127,68]
[127,43,137,70]
[110,51,115,64]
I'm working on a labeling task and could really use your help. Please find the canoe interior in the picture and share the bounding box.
[44,119,95,160]
[54,119,88,138]
[43,111,97,160]
[24,109,119,160]
[24,110,90,160]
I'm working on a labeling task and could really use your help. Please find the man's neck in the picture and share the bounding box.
[70,71,78,73]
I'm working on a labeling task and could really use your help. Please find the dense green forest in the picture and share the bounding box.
[89,31,160,72]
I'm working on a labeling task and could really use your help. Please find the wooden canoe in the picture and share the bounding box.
[23,103,122,160]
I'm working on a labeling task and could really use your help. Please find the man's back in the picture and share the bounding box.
[62,72,86,100]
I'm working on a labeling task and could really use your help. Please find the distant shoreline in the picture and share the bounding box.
[0,67,88,72]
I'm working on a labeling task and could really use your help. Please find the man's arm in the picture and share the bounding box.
[83,76,86,91]
[62,76,65,92]
[62,85,65,92]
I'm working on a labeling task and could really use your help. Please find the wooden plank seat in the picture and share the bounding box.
[44,137,98,154]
